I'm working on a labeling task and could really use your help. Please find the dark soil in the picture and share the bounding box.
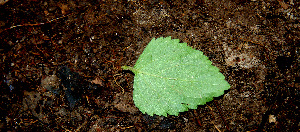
[0,0,299,131]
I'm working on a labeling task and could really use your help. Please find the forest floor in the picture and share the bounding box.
[0,0,299,131]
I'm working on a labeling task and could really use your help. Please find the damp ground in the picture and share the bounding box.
[0,0,299,131]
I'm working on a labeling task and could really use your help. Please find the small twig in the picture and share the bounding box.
[213,101,229,130]
[193,109,202,126]
[206,105,222,132]
[119,125,134,130]
[213,123,222,132]
[113,74,124,94]
[1,14,71,33]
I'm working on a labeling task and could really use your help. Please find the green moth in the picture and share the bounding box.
[122,36,230,116]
